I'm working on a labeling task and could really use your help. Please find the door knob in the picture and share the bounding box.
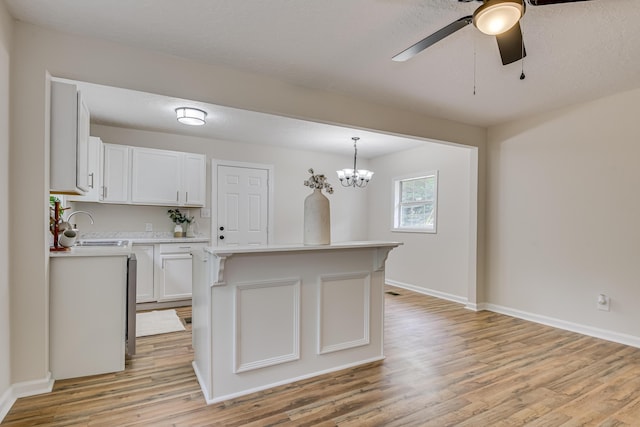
[219,235,225,240]
[219,226,224,231]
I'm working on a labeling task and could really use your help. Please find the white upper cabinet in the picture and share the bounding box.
[66,136,103,202]
[181,153,206,206]
[131,148,182,205]
[69,141,206,207]
[130,147,205,207]
[50,81,91,195]
[102,143,130,203]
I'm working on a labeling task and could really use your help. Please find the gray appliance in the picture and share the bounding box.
[126,253,137,355]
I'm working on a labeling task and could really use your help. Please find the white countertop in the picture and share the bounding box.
[205,241,402,256]
[49,232,210,257]
[49,242,133,258]
[79,231,210,245]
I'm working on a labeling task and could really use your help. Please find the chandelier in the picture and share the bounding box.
[336,137,374,188]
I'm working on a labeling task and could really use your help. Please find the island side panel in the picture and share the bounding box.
[50,256,128,380]
[204,247,387,403]
[191,248,213,400]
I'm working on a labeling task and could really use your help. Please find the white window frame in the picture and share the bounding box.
[391,170,438,234]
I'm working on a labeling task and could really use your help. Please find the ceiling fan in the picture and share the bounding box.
[392,0,590,66]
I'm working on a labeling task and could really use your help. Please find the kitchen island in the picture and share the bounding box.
[191,241,401,404]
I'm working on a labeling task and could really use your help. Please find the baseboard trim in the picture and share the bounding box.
[485,303,640,349]
[0,373,54,422]
[385,279,468,305]
[0,387,15,423]
[385,280,640,349]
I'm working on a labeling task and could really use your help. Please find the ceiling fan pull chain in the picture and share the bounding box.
[473,33,477,95]
[520,25,526,80]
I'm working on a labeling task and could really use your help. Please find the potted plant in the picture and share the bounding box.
[167,209,194,237]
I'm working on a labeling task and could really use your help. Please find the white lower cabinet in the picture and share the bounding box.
[135,242,207,303]
[157,252,193,301]
[133,244,155,303]
[155,243,206,302]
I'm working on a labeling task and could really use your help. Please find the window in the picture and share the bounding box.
[392,171,438,233]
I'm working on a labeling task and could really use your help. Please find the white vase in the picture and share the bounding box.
[304,189,330,245]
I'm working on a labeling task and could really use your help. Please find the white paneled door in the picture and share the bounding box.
[216,164,269,246]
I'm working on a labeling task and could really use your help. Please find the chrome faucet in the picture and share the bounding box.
[66,211,95,228]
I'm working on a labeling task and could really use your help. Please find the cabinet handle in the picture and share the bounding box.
[185,192,189,204]
[103,186,108,199]
[89,173,94,189]
[176,191,179,202]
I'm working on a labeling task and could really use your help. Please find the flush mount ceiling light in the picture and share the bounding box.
[336,137,374,188]
[473,0,525,36]
[175,107,207,126]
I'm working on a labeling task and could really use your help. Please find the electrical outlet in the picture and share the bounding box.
[145,223,153,232]
[597,294,610,311]
[200,208,211,218]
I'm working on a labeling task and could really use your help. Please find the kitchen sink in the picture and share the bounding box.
[74,240,130,247]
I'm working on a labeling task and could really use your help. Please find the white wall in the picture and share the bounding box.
[487,87,640,340]
[368,142,472,301]
[0,0,12,418]
[76,124,369,243]
[9,22,485,386]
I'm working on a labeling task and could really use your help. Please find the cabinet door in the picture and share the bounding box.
[181,153,206,206]
[133,245,154,303]
[131,147,182,205]
[50,81,89,195]
[66,136,102,202]
[157,254,192,301]
[102,144,130,203]
[75,91,91,193]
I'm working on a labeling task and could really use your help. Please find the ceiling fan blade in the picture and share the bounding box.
[528,0,590,5]
[392,16,472,62]
[496,21,526,65]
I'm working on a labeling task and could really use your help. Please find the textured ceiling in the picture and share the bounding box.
[5,0,640,150]
[55,78,425,159]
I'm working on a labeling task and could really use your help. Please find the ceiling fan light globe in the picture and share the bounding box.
[473,0,524,36]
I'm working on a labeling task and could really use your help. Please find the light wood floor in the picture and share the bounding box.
[4,286,640,426]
